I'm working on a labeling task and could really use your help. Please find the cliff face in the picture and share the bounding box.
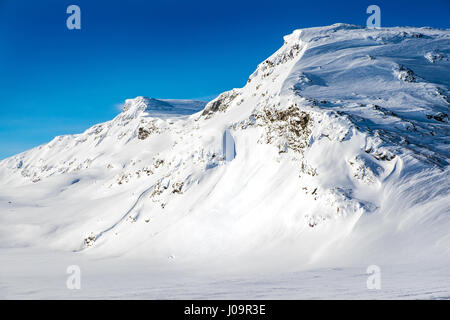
[0,24,449,273]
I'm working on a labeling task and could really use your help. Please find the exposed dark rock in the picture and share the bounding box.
[138,127,150,140]
[426,112,448,122]
[202,90,239,118]
[397,65,416,82]
[256,104,312,154]
[172,182,184,194]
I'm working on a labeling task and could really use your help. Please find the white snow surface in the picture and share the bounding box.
[1,24,449,299]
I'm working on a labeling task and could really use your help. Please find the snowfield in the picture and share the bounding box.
[0,24,449,299]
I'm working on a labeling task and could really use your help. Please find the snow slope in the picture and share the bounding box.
[1,24,449,298]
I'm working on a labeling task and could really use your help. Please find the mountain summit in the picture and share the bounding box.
[1,24,449,274]
[121,97,207,118]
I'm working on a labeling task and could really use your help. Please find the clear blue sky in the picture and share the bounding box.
[0,0,448,159]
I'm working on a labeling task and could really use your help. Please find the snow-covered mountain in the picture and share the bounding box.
[1,24,449,298]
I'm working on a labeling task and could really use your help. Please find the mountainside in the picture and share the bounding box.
[1,24,449,275]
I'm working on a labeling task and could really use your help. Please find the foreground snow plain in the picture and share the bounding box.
[1,247,449,299]
[0,24,449,299]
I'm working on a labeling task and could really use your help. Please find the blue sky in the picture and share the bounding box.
[0,0,449,159]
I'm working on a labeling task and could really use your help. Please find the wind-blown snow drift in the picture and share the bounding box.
[0,24,449,272]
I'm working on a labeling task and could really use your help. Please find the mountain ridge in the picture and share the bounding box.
[0,24,449,272]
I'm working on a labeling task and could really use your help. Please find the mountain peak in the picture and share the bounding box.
[121,97,207,119]
[0,25,449,279]
[122,96,151,113]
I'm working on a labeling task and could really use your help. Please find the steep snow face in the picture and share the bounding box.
[0,24,449,272]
